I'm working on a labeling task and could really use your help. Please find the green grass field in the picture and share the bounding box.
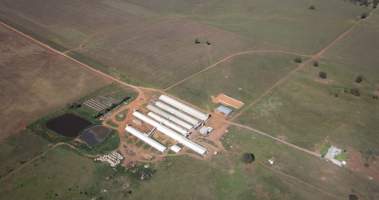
[0,131,49,178]
[0,146,135,200]
[0,0,370,88]
[3,127,378,200]
[169,53,301,111]
[0,0,378,199]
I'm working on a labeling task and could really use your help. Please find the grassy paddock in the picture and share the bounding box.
[169,54,299,111]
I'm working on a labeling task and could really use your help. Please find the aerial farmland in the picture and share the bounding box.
[0,0,379,200]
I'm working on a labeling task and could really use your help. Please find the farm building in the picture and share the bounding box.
[216,105,233,117]
[132,111,207,156]
[159,95,210,121]
[125,125,167,153]
[154,101,201,127]
[146,104,193,130]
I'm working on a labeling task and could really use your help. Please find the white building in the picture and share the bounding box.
[133,111,207,156]
[159,95,210,121]
[155,101,200,127]
[147,112,189,136]
[146,104,193,130]
[125,125,167,153]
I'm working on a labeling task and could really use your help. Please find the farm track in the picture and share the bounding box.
[0,142,95,183]
[259,162,342,200]
[163,50,312,91]
[0,10,373,183]
[230,16,370,121]
[228,122,321,158]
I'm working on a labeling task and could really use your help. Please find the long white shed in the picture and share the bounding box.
[155,101,200,127]
[147,112,189,137]
[159,95,209,121]
[125,126,167,153]
[133,111,207,156]
[146,104,193,130]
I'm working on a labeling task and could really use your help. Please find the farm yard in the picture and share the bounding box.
[0,0,378,200]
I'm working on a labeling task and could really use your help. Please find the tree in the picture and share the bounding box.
[313,61,319,67]
[206,41,211,45]
[319,71,327,79]
[355,75,364,83]
[373,95,378,100]
[374,0,379,8]
[350,88,361,97]
[349,194,359,200]
[294,57,302,63]
[194,38,201,44]
[361,12,368,19]
[309,5,316,10]
[242,153,255,164]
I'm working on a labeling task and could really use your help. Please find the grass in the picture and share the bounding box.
[0,146,135,200]
[320,143,331,157]
[0,131,49,178]
[236,59,379,153]
[169,53,299,111]
[27,84,136,143]
[77,132,120,155]
[335,151,348,162]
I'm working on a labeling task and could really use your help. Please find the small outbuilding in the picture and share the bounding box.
[170,145,182,153]
[216,105,233,117]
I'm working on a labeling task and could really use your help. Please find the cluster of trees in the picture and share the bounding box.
[347,0,379,8]
[194,38,212,45]
[242,153,255,164]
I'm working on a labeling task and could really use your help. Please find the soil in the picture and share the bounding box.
[211,93,244,109]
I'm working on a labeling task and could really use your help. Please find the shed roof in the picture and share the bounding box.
[216,105,233,116]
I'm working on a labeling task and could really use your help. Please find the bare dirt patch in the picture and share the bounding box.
[211,93,245,109]
[348,150,379,182]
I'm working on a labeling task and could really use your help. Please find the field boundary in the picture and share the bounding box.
[230,12,375,121]
[0,142,96,183]
[164,50,311,91]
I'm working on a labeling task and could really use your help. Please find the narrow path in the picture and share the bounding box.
[0,142,94,183]
[228,122,321,158]
[259,162,342,200]
[164,50,311,91]
[0,21,150,95]
[231,17,368,121]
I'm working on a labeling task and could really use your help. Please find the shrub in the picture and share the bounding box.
[319,71,327,79]
[294,57,302,63]
[242,153,255,164]
[361,13,368,19]
[206,41,211,45]
[350,88,361,97]
[349,194,359,200]
[194,38,201,44]
[309,5,316,10]
[313,61,319,67]
[373,95,378,100]
[355,75,364,83]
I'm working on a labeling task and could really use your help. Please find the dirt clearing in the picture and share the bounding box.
[211,93,244,109]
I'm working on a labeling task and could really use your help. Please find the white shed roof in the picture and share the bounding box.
[125,126,166,153]
[159,95,209,121]
[133,111,207,155]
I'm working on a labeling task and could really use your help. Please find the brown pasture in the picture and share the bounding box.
[0,24,109,141]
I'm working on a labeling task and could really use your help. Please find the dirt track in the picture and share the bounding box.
[0,10,370,164]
